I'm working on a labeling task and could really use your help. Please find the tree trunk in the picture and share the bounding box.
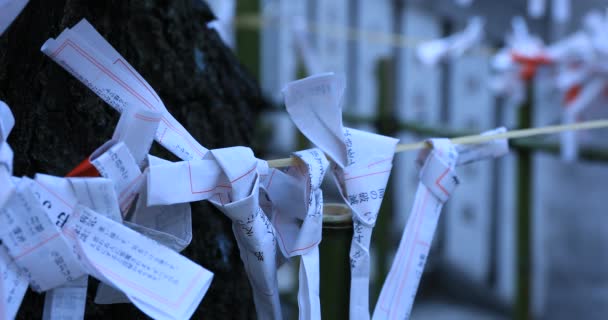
[0,0,264,318]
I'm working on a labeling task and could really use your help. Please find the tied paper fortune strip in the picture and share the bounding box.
[66,104,194,256]
[0,102,28,320]
[64,205,212,320]
[88,106,161,214]
[416,16,485,66]
[26,175,212,319]
[374,139,458,320]
[65,105,195,305]
[373,128,509,320]
[0,245,28,320]
[48,105,166,312]
[129,155,193,253]
[28,174,212,320]
[36,174,123,320]
[41,19,208,161]
[145,146,283,319]
[207,147,283,320]
[263,148,329,320]
[283,73,398,320]
[0,178,86,292]
[94,155,194,305]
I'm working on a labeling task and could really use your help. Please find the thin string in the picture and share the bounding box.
[267,119,608,168]
[234,13,497,56]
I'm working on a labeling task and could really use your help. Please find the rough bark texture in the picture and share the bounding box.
[0,0,264,318]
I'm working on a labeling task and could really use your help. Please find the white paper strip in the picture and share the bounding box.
[34,175,123,319]
[110,107,161,168]
[41,275,88,320]
[373,139,458,320]
[264,148,329,320]
[91,142,143,214]
[0,178,85,292]
[283,73,348,166]
[41,19,208,161]
[374,132,508,319]
[128,174,192,252]
[284,73,398,320]
[147,158,228,206]
[131,156,193,251]
[0,245,28,320]
[64,205,213,320]
[208,147,281,319]
[417,17,484,66]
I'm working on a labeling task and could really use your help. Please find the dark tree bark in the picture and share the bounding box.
[0,0,265,318]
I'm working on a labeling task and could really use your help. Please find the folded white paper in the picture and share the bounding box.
[284,73,398,320]
[0,178,85,292]
[41,275,88,320]
[0,245,28,320]
[109,106,161,168]
[41,19,208,161]
[208,147,282,320]
[373,131,508,320]
[33,175,121,319]
[64,205,213,320]
[283,73,348,166]
[264,148,329,320]
[95,165,193,305]
[91,141,144,214]
[147,158,229,206]
[373,139,458,320]
[133,201,191,252]
[417,17,484,66]
[335,128,397,320]
[490,17,544,105]
[131,156,193,252]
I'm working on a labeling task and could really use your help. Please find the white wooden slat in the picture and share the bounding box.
[349,0,392,121]
[444,52,494,284]
[393,6,443,268]
[260,0,306,102]
[312,0,349,75]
